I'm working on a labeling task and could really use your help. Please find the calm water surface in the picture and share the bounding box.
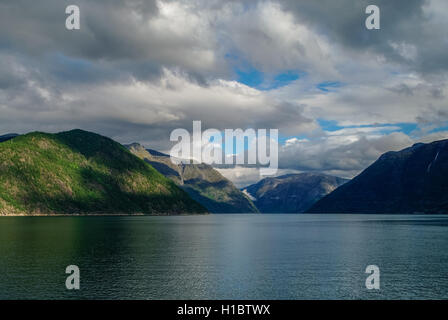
[1,214,448,299]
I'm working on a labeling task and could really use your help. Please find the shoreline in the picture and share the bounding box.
[0,212,210,217]
[0,212,444,216]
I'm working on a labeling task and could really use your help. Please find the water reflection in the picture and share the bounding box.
[1,214,448,299]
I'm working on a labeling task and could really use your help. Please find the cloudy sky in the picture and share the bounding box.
[1,0,448,187]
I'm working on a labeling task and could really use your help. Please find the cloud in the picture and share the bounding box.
[216,126,417,187]
[217,166,302,188]
[0,62,314,151]
[298,74,448,127]
[1,0,448,187]
[279,0,448,75]
[279,131,413,174]
[0,0,225,82]
[218,128,440,188]
[220,1,337,77]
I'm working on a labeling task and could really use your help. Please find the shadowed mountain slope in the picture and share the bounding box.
[308,139,448,214]
[127,143,258,213]
[243,173,348,213]
[0,133,19,143]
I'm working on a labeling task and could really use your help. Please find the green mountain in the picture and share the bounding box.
[307,139,448,214]
[127,143,259,213]
[243,173,348,213]
[0,130,207,215]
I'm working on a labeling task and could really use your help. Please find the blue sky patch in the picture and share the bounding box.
[316,81,344,92]
[236,68,264,88]
[235,66,302,90]
[317,119,419,135]
[317,119,344,132]
[428,123,448,134]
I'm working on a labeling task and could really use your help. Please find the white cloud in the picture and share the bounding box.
[0,64,313,150]
[298,75,448,127]
[220,1,337,77]
[389,41,418,62]
[217,166,302,188]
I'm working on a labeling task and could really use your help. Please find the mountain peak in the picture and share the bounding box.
[244,173,348,213]
[127,145,259,213]
[0,130,207,215]
[308,139,448,214]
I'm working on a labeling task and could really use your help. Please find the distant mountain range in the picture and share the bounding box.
[127,143,258,213]
[0,130,206,215]
[308,139,448,214]
[242,173,348,213]
[2,129,448,215]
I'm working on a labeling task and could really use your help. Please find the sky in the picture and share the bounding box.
[1,0,448,187]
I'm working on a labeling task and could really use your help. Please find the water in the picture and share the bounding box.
[1,214,448,300]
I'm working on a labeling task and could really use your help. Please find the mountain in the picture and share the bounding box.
[0,130,207,215]
[307,139,448,214]
[127,143,258,213]
[242,173,348,213]
[0,133,19,143]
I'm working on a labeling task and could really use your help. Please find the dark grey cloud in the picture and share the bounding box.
[0,0,158,59]
[280,0,448,75]
[0,0,226,85]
